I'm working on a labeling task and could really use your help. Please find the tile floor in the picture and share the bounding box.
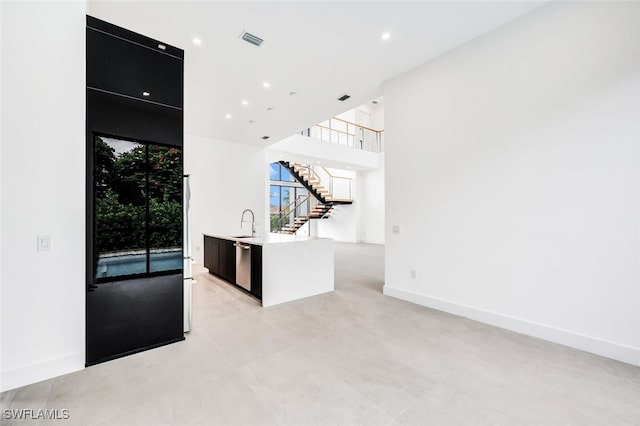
[2,242,640,425]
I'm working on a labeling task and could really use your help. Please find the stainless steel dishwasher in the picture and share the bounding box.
[235,242,251,291]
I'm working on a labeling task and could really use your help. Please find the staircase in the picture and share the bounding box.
[280,204,335,234]
[276,161,352,235]
[279,161,353,205]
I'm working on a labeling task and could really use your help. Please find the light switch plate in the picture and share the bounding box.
[37,235,51,251]
[392,225,400,234]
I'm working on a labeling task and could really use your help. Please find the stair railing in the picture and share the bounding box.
[291,163,354,203]
[295,163,323,184]
[292,163,328,202]
[272,194,311,233]
[317,166,353,202]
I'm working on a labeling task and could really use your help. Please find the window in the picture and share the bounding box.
[94,135,182,281]
[270,162,295,182]
[269,162,306,232]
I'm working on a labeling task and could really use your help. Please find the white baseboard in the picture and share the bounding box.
[383,285,640,367]
[1,352,84,392]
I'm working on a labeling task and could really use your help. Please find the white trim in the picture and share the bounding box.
[383,285,640,367]
[1,352,84,392]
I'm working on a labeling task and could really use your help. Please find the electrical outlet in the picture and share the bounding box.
[37,235,51,251]
[392,225,400,234]
[410,269,417,279]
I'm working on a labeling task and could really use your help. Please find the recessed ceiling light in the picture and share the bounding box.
[381,32,391,40]
[248,120,255,124]
[193,37,202,45]
[142,91,150,97]
[266,107,274,111]
[263,81,271,89]
[225,114,232,119]
[241,100,248,106]
[289,91,297,96]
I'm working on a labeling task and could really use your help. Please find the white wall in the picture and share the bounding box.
[335,109,355,124]
[312,168,357,243]
[336,103,384,131]
[370,102,384,131]
[384,2,640,366]
[357,155,385,245]
[1,1,86,391]
[315,204,358,243]
[184,134,266,266]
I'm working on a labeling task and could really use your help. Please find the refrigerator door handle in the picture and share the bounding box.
[183,174,192,333]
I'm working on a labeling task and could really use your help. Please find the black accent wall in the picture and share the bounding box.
[86,15,185,366]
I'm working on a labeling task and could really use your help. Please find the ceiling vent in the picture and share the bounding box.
[337,94,351,102]
[262,136,270,140]
[371,100,379,105]
[241,31,263,47]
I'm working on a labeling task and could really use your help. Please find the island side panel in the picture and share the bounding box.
[261,239,334,307]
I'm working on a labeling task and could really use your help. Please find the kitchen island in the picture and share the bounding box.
[203,233,334,307]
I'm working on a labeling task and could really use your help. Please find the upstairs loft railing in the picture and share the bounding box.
[300,117,384,153]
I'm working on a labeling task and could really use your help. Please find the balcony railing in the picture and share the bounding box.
[301,117,384,153]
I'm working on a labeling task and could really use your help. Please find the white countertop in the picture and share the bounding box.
[203,232,331,246]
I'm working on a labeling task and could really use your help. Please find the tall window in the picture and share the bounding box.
[269,162,307,232]
[94,135,182,280]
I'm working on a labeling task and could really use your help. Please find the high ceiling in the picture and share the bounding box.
[88,1,543,145]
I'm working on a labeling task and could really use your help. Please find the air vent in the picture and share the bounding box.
[371,100,379,105]
[241,31,264,47]
[337,94,351,102]
[262,136,270,140]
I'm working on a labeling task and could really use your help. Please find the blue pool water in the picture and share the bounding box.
[96,251,183,279]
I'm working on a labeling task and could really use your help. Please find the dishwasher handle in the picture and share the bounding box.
[234,243,251,250]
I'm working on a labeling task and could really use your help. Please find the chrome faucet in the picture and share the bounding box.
[240,209,256,237]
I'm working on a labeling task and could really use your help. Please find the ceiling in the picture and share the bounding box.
[88,1,543,146]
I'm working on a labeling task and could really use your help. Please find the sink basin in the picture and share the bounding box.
[230,235,253,239]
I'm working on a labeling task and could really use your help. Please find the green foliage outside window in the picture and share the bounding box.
[95,137,182,254]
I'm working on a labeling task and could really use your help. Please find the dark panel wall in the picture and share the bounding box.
[87,28,183,108]
[86,15,185,366]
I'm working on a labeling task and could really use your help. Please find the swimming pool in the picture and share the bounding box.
[96,250,183,279]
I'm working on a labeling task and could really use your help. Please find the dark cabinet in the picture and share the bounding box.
[203,236,262,301]
[219,239,236,284]
[204,236,235,284]
[87,18,183,109]
[203,236,219,272]
[250,245,262,300]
